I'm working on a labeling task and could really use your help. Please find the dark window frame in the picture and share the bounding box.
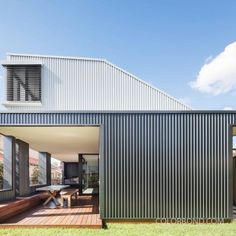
[0,133,13,192]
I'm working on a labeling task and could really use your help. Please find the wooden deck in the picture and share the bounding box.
[0,195,102,229]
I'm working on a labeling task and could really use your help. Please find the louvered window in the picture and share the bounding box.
[6,65,41,102]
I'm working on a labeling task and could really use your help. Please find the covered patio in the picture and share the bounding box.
[0,126,102,228]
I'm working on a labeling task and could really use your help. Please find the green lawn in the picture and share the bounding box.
[0,223,236,236]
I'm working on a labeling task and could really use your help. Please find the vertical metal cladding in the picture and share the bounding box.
[0,111,235,220]
[3,54,191,111]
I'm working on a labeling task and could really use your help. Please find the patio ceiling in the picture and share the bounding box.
[0,126,99,162]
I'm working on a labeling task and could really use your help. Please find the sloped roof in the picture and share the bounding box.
[3,53,191,111]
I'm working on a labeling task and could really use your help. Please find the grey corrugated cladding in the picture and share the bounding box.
[2,54,191,111]
[0,111,234,219]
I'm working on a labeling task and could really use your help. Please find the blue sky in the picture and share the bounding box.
[0,0,236,110]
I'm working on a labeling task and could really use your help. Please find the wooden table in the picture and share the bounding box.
[36,185,70,208]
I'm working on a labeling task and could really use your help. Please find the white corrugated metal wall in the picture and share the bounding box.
[3,54,191,111]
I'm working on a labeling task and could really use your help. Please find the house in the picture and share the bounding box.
[0,53,235,223]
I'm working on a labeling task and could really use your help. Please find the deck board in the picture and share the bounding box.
[0,195,102,229]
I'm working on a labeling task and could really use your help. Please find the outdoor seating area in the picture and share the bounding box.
[0,193,48,223]
[0,194,102,228]
[0,126,102,229]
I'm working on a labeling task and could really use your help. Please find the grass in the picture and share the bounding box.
[0,223,236,236]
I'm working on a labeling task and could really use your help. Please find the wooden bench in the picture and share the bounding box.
[0,193,48,223]
[60,189,79,207]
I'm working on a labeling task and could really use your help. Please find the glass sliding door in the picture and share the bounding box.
[81,154,99,194]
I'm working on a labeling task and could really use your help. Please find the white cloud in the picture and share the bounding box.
[0,75,2,81]
[190,41,236,95]
[204,56,213,64]
[223,106,233,110]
